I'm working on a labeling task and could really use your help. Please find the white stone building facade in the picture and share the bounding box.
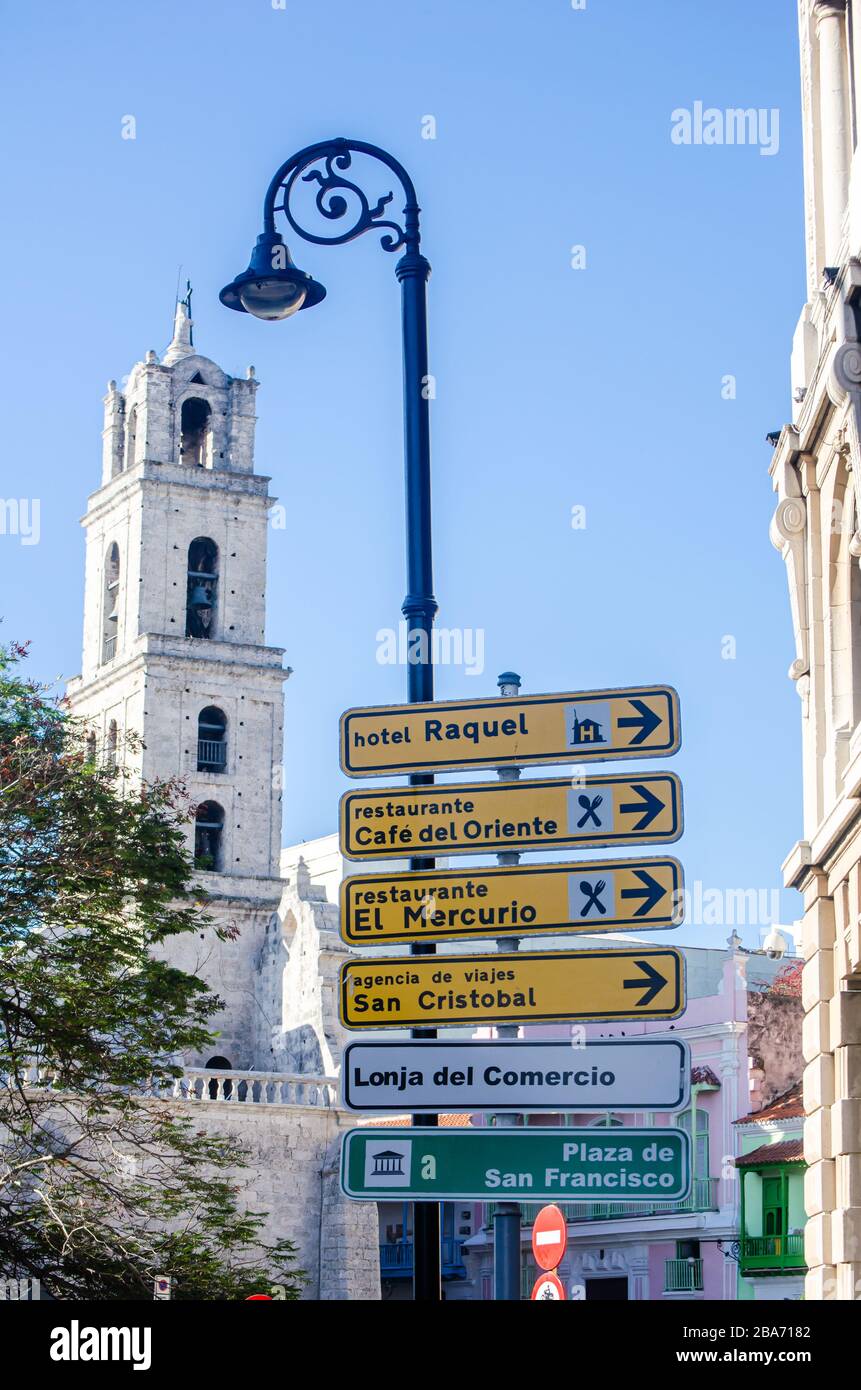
[770,0,861,1302]
[65,304,378,1299]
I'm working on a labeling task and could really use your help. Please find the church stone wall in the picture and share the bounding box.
[184,1100,379,1301]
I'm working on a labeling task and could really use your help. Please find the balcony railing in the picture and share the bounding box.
[379,1237,467,1280]
[102,635,117,663]
[164,1067,338,1108]
[16,1063,338,1110]
[665,1258,703,1293]
[740,1233,805,1274]
[197,739,226,772]
[380,1243,414,1275]
[485,1177,719,1228]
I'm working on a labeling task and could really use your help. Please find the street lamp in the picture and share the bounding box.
[220,138,441,1303]
[219,231,326,320]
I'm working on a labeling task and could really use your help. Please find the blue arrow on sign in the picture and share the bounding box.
[618,698,663,746]
[623,959,670,1007]
[619,783,666,831]
[619,868,667,916]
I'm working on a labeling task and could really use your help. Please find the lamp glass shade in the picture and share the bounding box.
[220,232,326,317]
[238,278,308,321]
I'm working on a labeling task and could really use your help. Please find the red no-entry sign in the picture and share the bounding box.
[531,1204,568,1272]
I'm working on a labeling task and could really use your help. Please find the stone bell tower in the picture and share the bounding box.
[66,300,288,1068]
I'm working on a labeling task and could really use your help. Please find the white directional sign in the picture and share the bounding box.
[340,1038,690,1113]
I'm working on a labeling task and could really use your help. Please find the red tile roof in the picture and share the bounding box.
[734,1080,803,1126]
[691,1065,721,1088]
[736,1138,804,1167]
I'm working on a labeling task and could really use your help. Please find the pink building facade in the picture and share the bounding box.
[446,938,802,1303]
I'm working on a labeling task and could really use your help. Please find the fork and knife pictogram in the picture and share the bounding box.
[579,878,607,916]
[575,793,603,829]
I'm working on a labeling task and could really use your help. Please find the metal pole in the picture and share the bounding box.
[223,137,442,1300]
[493,671,523,1300]
[396,235,441,1302]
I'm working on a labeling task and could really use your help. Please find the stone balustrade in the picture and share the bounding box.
[13,1063,339,1110]
[166,1068,338,1109]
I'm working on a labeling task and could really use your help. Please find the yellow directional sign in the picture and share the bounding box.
[339,856,684,945]
[340,685,680,777]
[339,946,685,1029]
[339,771,683,861]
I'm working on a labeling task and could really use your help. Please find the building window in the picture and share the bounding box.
[102,542,120,664]
[186,537,217,639]
[194,801,224,872]
[677,1106,710,1178]
[180,397,212,468]
[197,706,226,773]
[105,719,118,773]
[762,1175,785,1242]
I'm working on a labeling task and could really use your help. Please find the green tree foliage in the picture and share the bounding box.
[0,642,305,1299]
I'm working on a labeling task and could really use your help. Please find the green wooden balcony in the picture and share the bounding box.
[740,1233,805,1274]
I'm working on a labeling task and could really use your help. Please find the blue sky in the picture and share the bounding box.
[1,0,805,947]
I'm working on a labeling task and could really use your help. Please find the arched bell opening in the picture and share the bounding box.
[197,706,227,773]
[124,405,137,472]
[194,800,224,872]
[101,542,120,664]
[180,397,212,468]
[186,537,218,639]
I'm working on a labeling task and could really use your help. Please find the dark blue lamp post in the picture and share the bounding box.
[220,138,441,1302]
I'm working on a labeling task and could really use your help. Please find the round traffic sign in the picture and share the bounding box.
[531,1272,566,1301]
[531,1203,568,1272]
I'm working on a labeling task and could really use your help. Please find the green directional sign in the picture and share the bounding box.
[341,1126,691,1202]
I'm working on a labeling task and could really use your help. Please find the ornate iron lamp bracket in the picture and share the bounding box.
[263,137,422,258]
